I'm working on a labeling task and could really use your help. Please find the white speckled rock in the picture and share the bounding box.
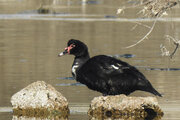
[11,81,69,117]
[88,95,163,119]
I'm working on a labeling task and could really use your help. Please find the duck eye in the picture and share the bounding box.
[70,44,75,48]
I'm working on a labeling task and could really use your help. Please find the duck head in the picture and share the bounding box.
[58,39,89,57]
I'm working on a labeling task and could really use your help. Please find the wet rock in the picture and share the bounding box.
[88,95,163,119]
[11,81,69,118]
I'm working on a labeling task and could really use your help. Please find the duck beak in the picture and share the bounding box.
[58,44,75,57]
[58,49,68,57]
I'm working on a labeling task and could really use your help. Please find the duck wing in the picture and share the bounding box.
[76,55,150,95]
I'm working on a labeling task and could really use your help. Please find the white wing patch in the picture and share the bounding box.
[111,64,123,73]
[72,65,79,76]
[117,63,122,67]
[111,65,119,70]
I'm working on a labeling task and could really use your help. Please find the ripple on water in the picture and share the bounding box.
[57,77,75,80]
[145,68,180,71]
[56,83,85,86]
[110,54,136,59]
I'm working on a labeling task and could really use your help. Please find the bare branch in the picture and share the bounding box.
[125,19,157,48]
[118,0,178,49]
[170,43,179,58]
[165,35,180,58]
[131,21,151,29]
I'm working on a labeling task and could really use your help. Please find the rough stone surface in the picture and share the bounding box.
[11,81,69,118]
[88,95,163,119]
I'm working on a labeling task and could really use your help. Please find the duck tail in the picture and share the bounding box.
[150,87,162,97]
[138,81,162,97]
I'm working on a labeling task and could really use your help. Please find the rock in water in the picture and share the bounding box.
[88,95,163,119]
[11,81,69,118]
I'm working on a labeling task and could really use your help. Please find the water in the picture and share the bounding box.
[0,0,180,119]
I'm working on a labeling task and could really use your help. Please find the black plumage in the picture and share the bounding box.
[59,39,162,97]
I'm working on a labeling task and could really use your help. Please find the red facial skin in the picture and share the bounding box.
[65,44,75,54]
[58,44,75,57]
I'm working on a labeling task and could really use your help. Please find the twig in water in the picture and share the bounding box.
[125,19,157,48]
[119,0,178,49]
[170,42,179,58]
[165,35,180,58]
[130,21,151,31]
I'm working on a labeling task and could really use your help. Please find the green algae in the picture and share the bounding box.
[88,104,164,119]
[13,106,69,119]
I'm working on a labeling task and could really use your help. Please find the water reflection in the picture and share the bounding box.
[57,77,75,80]
[145,68,180,71]
[110,54,136,59]
[56,82,84,86]
[12,115,68,120]
[12,115,161,120]
[1,106,164,120]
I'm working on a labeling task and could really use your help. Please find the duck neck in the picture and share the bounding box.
[72,53,90,78]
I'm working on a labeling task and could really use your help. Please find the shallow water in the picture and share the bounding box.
[0,0,180,120]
